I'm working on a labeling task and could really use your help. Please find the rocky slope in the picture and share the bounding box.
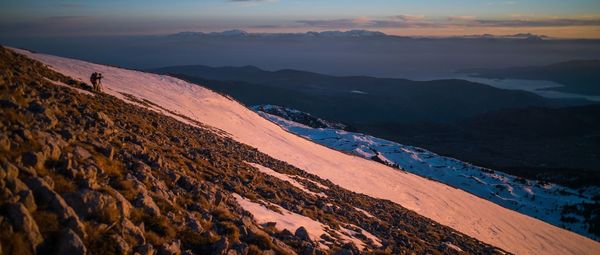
[0,47,510,254]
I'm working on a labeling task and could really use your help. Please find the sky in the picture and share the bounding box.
[1,0,600,38]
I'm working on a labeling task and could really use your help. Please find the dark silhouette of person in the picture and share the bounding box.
[90,72,103,92]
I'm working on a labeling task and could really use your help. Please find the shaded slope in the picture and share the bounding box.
[151,65,569,124]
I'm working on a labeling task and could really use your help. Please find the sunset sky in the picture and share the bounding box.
[2,0,600,38]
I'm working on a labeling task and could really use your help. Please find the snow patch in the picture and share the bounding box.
[44,78,95,96]
[248,162,327,197]
[233,193,327,242]
[258,111,598,242]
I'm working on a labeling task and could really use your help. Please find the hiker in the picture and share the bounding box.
[90,72,103,92]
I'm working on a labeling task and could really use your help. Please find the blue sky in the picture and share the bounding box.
[1,0,600,37]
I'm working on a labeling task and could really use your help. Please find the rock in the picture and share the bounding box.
[27,101,45,113]
[18,165,38,176]
[112,234,130,255]
[211,237,229,255]
[17,129,34,141]
[106,187,132,218]
[231,243,249,255]
[176,176,196,192]
[73,146,92,160]
[226,249,239,255]
[334,243,359,255]
[56,229,87,255]
[263,222,277,228]
[134,189,161,216]
[60,129,75,142]
[295,226,310,241]
[3,161,18,180]
[0,135,10,151]
[0,97,19,109]
[6,174,29,193]
[96,111,114,127]
[280,229,293,237]
[158,239,181,255]
[186,214,204,233]
[24,176,87,238]
[214,191,224,207]
[134,244,156,255]
[45,142,62,161]
[182,250,195,255]
[106,146,115,161]
[17,190,37,212]
[76,165,100,189]
[301,245,318,255]
[6,203,44,250]
[21,151,45,170]
[64,189,120,222]
[122,218,146,243]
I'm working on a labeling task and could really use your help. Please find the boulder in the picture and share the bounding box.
[24,176,87,238]
[176,176,197,192]
[186,214,204,233]
[133,244,156,255]
[134,189,161,216]
[295,226,310,241]
[112,234,130,255]
[0,135,10,151]
[96,112,114,127]
[44,142,62,161]
[6,203,44,250]
[211,237,229,255]
[105,187,132,218]
[122,218,146,243]
[6,174,29,194]
[64,189,120,222]
[26,101,45,113]
[21,151,45,170]
[56,229,87,255]
[158,239,181,255]
[17,190,37,212]
[73,146,92,161]
[3,161,19,180]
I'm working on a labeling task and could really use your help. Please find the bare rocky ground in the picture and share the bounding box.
[0,46,506,255]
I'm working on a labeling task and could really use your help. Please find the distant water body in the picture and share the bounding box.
[423,75,600,102]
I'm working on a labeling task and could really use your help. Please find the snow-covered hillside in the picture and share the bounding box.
[254,106,598,240]
[14,48,600,255]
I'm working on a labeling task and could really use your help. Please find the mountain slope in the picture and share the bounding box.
[13,47,600,255]
[253,105,599,239]
[0,47,505,254]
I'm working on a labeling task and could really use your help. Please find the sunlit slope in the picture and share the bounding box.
[15,48,600,255]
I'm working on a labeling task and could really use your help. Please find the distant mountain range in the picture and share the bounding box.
[460,60,600,95]
[169,29,387,38]
[168,29,552,40]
